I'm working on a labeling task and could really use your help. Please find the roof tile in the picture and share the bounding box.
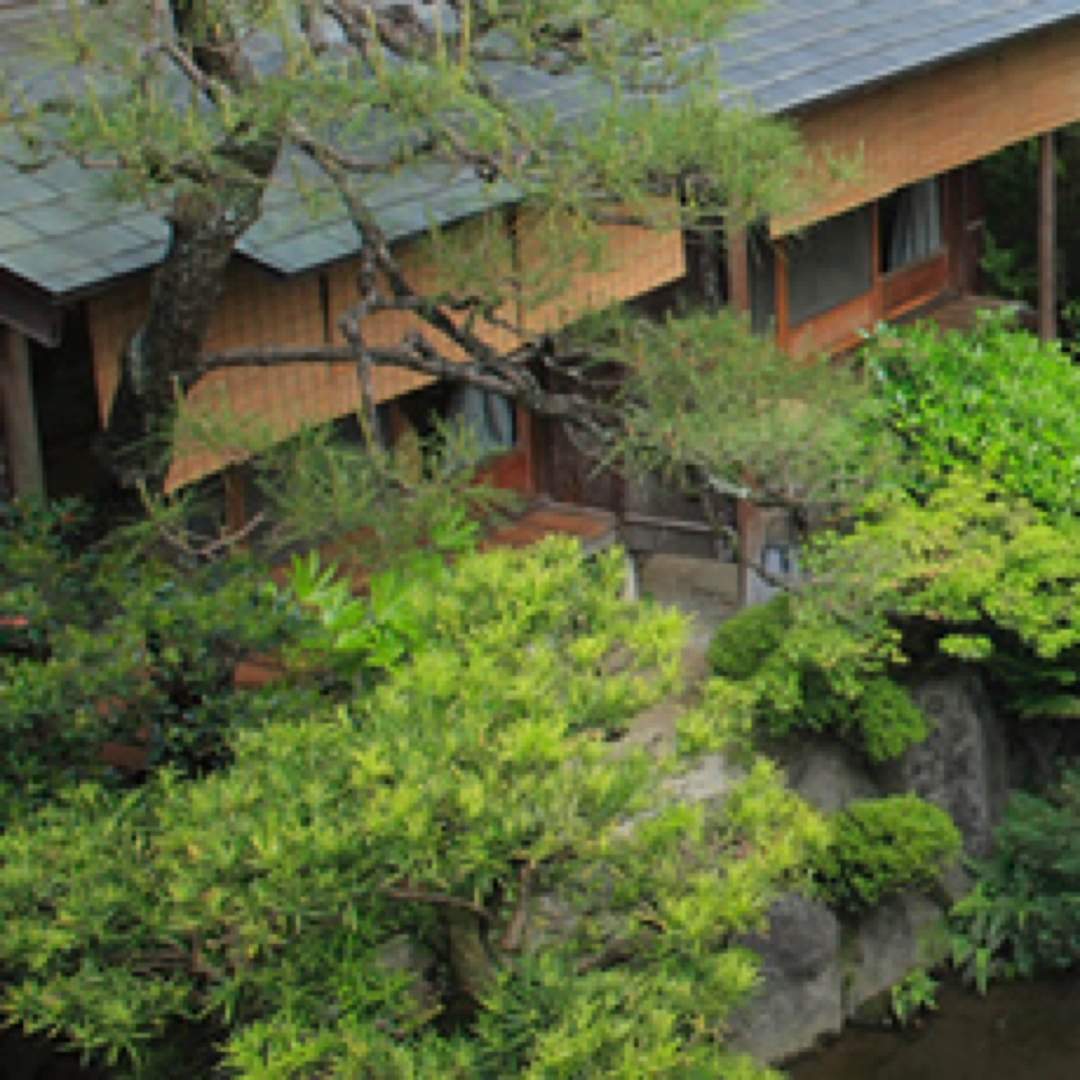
[2,0,1079,294]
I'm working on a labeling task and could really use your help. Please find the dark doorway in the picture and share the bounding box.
[30,305,110,498]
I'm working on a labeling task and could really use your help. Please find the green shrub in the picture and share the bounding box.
[864,311,1080,515]
[0,498,306,816]
[813,795,962,913]
[707,598,927,762]
[0,539,822,1078]
[708,595,791,680]
[951,769,1080,990]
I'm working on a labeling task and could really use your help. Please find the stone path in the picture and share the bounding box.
[622,554,739,758]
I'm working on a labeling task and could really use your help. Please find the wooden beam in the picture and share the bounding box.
[0,326,44,497]
[1039,130,1058,342]
[725,228,751,314]
[0,272,62,348]
[775,245,791,350]
[223,465,249,537]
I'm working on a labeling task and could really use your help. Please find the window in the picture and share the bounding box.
[749,226,776,334]
[449,385,517,454]
[786,206,873,327]
[396,381,517,457]
[880,178,943,273]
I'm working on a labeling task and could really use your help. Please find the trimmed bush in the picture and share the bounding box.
[813,795,962,913]
[707,599,927,762]
[707,595,791,680]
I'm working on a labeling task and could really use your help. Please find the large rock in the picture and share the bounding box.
[842,892,945,1018]
[880,668,1008,857]
[782,737,882,815]
[728,894,844,1063]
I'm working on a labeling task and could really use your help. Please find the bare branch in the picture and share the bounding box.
[381,883,493,923]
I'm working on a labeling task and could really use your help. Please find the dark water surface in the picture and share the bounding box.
[787,974,1080,1080]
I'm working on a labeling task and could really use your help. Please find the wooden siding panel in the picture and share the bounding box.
[87,275,149,428]
[89,211,682,491]
[882,250,950,317]
[784,290,876,358]
[520,215,686,334]
[777,21,1080,233]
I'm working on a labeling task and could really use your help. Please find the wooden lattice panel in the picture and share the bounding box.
[519,211,686,334]
[776,20,1080,233]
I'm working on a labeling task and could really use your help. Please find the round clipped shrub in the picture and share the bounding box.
[707,597,927,762]
[813,795,961,913]
[707,595,790,680]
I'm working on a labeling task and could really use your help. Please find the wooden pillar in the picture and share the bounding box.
[0,326,44,497]
[1039,130,1058,342]
[223,465,248,537]
[726,228,751,314]
[775,245,791,352]
[736,497,766,610]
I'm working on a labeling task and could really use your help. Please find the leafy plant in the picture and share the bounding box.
[0,498,305,816]
[812,795,961,914]
[0,538,823,1078]
[864,311,1080,515]
[889,967,939,1027]
[951,770,1080,991]
[707,597,927,762]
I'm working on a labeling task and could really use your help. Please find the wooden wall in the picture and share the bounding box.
[770,169,977,357]
[777,19,1080,234]
[87,215,685,492]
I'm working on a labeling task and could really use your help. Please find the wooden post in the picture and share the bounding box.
[871,200,884,318]
[1039,130,1057,342]
[0,326,44,497]
[726,228,751,314]
[223,464,248,538]
[775,244,790,351]
[736,497,766,610]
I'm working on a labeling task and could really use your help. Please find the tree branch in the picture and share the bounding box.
[381,884,492,923]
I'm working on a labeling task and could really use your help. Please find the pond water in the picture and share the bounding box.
[787,974,1080,1080]
[8,973,1080,1077]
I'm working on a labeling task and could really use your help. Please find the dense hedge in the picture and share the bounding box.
[811,795,961,913]
[0,537,824,1078]
[708,596,927,762]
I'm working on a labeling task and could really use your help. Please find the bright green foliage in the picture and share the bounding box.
[889,968,939,1027]
[806,475,1080,722]
[707,597,927,762]
[951,770,1080,991]
[709,596,792,681]
[0,538,824,1077]
[864,311,1080,514]
[696,316,1080,763]
[812,795,961,914]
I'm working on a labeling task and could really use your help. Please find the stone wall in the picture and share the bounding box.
[730,665,1007,1065]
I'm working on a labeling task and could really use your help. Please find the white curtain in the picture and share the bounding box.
[451,385,516,452]
[888,179,942,270]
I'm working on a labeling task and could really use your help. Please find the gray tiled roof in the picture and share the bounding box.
[719,0,1080,114]
[1,0,1078,298]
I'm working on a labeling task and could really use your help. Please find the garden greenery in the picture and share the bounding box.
[707,595,927,762]
[0,499,305,817]
[706,313,1080,759]
[812,795,961,914]
[951,769,1080,992]
[0,535,824,1077]
[864,310,1080,515]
